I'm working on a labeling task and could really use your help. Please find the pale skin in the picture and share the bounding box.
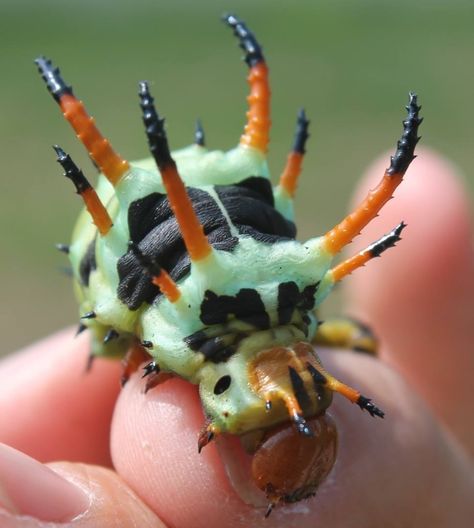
[0,148,472,527]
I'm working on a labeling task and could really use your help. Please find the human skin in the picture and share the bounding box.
[0,148,473,527]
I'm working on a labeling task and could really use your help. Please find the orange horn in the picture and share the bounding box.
[36,57,129,185]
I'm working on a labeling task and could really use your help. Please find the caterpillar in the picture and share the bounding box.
[35,14,421,516]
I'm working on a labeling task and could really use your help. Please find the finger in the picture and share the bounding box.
[110,353,474,528]
[345,147,474,454]
[0,328,121,466]
[0,443,163,527]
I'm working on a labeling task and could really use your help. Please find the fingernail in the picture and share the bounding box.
[0,443,89,522]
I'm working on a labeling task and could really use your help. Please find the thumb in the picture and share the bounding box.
[0,443,164,527]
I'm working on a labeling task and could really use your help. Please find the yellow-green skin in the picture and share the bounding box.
[70,144,336,435]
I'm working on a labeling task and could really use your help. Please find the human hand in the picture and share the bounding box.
[0,148,473,527]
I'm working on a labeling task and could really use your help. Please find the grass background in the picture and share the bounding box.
[1,0,473,355]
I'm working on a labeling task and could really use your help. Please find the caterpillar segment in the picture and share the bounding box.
[41,13,422,515]
[35,57,129,185]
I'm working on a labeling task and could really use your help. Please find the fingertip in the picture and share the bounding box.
[0,328,121,465]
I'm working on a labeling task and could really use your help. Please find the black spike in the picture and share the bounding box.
[367,221,407,258]
[128,240,163,277]
[223,14,265,68]
[35,56,73,103]
[387,92,423,176]
[194,119,205,146]
[357,395,385,418]
[141,340,153,349]
[103,328,119,344]
[292,108,310,154]
[81,311,96,320]
[55,243,70,254]
[53,145,91,194]
[76,323,87,336]
[138,81,173,170]
[288,366,311,412]
[142,361,160,378]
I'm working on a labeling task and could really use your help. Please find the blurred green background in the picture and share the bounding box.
[1,0,473,355]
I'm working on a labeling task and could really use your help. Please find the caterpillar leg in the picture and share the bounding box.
[314,317,378,356]
[198,419,221,453]
[121,341,152,386]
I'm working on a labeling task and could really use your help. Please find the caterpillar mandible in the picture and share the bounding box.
[35,14,421,515]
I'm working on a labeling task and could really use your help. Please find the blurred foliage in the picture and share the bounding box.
[1,0,473,354]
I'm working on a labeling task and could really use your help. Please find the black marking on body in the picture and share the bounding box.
[200,288,270,328]
[117,177,295,310]
[214,375,232,395]
[215,176,296,242]
[277,281,319,325]
[117,187,237,309]
[79,238,97,286]
[387,93,422,176]
[306,362,327,386]
[288,366,312,414]
[184,328,248,363]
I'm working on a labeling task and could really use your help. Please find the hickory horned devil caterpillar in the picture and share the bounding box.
[35,14,422,516]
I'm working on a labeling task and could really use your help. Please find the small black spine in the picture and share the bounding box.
[138,81,173,170]
[223,14,265,67]
[292,109,310,154]
[53,145,91,194]
[387,92,423,175]
[35,56,73,103]
[367,222,406,258]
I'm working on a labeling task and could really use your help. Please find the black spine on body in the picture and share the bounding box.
[223,14,265,67]
[367,222,406,257]
[387,92,422,175]
[55,243,70,254]
[292,109,310,154]
[138,81,173,170]
[53,145,91,194]
[194,119,205,146]
[35,56,73,102]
